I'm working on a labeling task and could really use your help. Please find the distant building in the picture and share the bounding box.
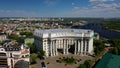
[0,40,30,68]
[93,32,99,40]
[0,33,6,42]
[104,43,111,47]
[34,29,94,57]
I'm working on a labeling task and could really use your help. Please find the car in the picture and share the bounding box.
[41,62,47,68]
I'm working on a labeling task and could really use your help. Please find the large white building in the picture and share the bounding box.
[34,29,94,57]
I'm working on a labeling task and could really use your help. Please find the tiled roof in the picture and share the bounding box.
[21,49,29,54]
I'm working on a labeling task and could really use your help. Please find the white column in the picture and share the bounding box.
[50,40,53,56]
[74,40,77,54]
[53,40,55,56]
[77,40,80,55]
[64,39,66,54]
[63,39,65,54]
[81,39,83,55]
[55,40,58,55]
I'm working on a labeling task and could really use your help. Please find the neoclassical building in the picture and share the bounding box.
[34,29,94,57]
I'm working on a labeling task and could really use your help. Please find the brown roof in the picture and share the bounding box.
[21,49,29,54]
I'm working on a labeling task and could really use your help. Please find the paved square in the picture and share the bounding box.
[30,54,94,68]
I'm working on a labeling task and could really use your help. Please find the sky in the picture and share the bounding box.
[0,0,120,18]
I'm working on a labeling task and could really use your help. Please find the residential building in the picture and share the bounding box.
[0,40,30,68]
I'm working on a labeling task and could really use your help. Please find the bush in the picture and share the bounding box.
[30,54,37,64]
[27,43,36,53]
[20,31,33,37]
[60,57,77,64]
[94,40,105,56]
[78,60,93,68]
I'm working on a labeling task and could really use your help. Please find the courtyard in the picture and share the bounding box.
[30,53,94,68]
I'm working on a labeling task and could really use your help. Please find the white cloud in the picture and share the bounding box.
[89,0,114,2]
[60,3,120,18]
[72,3,75,5]
[73,7,79,10]
[43,0,59,7]
[93,3,120,9]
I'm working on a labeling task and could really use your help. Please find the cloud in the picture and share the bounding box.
[43,0,59,7]
[0,10,37,17]
[72,3,75,5]
[93,3,120,9]
[89,0,114,3]
[73,7,79,10]
[61,3,120,18]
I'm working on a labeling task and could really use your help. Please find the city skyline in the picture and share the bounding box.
[0,0,120,18]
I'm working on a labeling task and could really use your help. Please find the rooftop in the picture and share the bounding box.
[1,40,23,51]
[95,53,120,68]
[35,29,93,34]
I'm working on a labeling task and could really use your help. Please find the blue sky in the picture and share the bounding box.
[0,0,120,17]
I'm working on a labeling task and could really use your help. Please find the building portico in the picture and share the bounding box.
[34,29,94,57]
[47,37,93,57]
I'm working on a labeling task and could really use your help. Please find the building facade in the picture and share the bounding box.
[0,40,30,68]
[34,29,94,57]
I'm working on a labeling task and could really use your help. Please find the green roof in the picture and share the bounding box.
[95,53,120,68]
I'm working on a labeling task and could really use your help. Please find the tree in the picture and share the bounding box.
[94,48,100,56]
[14,60,29,68]
[94,40,105,56]
[111,47,118,55]
[78,64,86,68]
[37,50,45,59]
[30,54,37,64]
[84,60,93,68]
[20,31,33,37]
[37,50,45,57]
[7,35,23,43]
[27,43,36,53]
[107,39,120,55]
[78,60,93,68]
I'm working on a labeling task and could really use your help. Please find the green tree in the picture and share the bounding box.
[20,31,33,37]
[84,60,93,68]
[78,64,86,68]
[7,36,23,43]
[27,43,36,53]
[37,50,45,57]
[94,40,105,56]
[30,54,37,64]
[107,39,120,55]
[111,47,118,55]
